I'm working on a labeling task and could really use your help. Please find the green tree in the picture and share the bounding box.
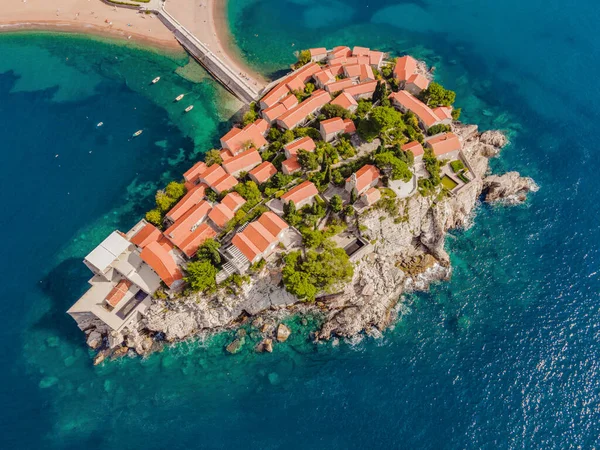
[145,209,163,226]
[242,109,258,126]
[297,149,320,171]
[235,181,262,209]
[281,129,295,144]
[330,194,343,213]
[427,124,452,136]
[373,80,389,105]
[321,103,353,120]
[355,99,373,119]
[205,149,223,166]
[336,138,356,159]
[295,49,311,68]
[423,147,442,185]
[301,227,324,249]
[268,127,282,142]
[282,248,354,302]
[374,152,413,182]
[304,82,315,95]
[196,238,222,265]
[419,82,456,107]
[451,107,462,120]
[155,191,177,212]
[332,169,345,186]
[206,189,218,203]
[165,181,185,199]
[283,200,302,226]
[185,260,217,293]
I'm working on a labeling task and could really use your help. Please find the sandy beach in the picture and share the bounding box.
[0,0,181,51]
[0,0,269,89]
[165,0,268,87]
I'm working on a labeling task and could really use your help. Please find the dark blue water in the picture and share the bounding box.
[2,0,600,447]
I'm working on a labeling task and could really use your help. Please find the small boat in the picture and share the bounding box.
[97,122,104,127]
[175,94,185,102]
[151,77,160,84]
[133,130,143,137]
[184,105,194,113]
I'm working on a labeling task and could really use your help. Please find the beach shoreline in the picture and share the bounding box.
[0,0,182,51]
[0,0,270,89]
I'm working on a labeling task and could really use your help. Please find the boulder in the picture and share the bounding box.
[93,351,107,366]
[276,324,291,342]
[256,338,273,353]
[86,331,102,350]
[225,336,245,354]
[111,346,129,360]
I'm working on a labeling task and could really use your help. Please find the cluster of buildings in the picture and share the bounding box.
[68,45,466,340]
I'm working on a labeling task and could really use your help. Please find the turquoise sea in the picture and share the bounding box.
[2,0,600,447]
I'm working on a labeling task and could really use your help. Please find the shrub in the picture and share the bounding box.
[450,160,465,173]
[427,124,452,136]
[205,149,223,166]
[330,194,343,213]
[196,239,221,265]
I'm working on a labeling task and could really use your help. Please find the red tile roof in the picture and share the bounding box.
[258,211,289,238]
[309,47,328,58]
[343,118,356,134]
[330,46,351,59]
[369,51,385,67]
[208,203,235,229]
[343,80,378,99]
[221,192,246,212]
[330,92,358,110]
[276,89,331,130]
[425,132,461,156]
[183,161,207,184]
[361,187,381,205]
[406,73,430,91]
[284,136,316,157]
[280,94,298,110]
[220,122,268,155]
[325,78,354,93]
[401,141,424,157]
[347,164,380,193]
[130,222,162,249]
[220,149,234,161]
[105,279,132,307]
[165,200,212,250]
[231,212,289,262]
[262,102,288,123]
[314,69,335,86]
[281,180,318,205]
[260,63,321,109]
[165,183,206,223]
[394,55,417,82]
[320,117,345,135]
[352,46,370,57]
[286,76,305,92]
[248,161,278,184]
[281,157,301,175]
[178,222,217,258]
[222,148,262,177]
[212,174,238,194]
[140,241,182,288]
[389,90,446,128]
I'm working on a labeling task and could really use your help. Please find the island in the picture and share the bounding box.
[65,46,537,363]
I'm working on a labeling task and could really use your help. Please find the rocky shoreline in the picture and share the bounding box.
[86,123,536,364]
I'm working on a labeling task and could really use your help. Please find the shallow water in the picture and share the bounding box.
[2,0,600,447]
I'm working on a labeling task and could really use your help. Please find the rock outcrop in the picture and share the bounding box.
[483,172,538,204]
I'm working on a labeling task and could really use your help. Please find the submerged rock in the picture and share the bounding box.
[225,336,245,354]
[276,324,291,342]
[480,130,508,148]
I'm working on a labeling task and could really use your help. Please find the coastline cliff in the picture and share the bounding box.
[89,124,535,360]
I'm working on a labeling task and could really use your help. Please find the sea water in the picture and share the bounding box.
[2,0,600,446]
